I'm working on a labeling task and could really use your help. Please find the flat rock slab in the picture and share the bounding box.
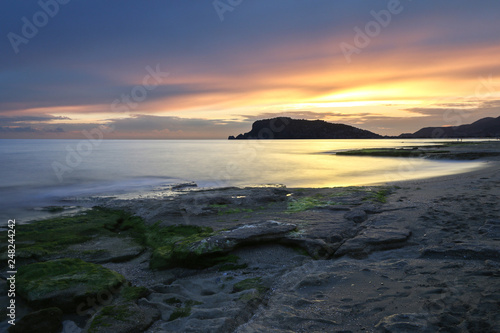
[141,270,274,333]
[478,219,500,239]
[68,236,144,263]
[85,303,160,333]
[344,209,368,223]
[186,220,298,255]
[102,186,290,225]
[335,226,411,257]
[220,220,298,241]
[16,258,125,311]
[375,313,433,333]
[420,243,500,261]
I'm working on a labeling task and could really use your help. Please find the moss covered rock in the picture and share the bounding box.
[0,207,145,264]
[150,221,296,270]
[67,236,145,264]
[8,307,63,333]
[86,303,159,333]
[147,225,215,269]
[17,258,125,311]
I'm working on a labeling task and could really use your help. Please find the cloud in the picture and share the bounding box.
[405,108,477,117]
[101,115,250,139]
[0,125,64,133]
[481,100,500,108]
[0,114,70,134]
[0,126,37,133]
[241,111,342,121]
[405,99,500,117]
[240,111,376,122]
[0,115,250,139]
[0,115,71,125]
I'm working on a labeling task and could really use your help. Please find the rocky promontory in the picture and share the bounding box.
[228,117,382,139]
[400,115,500,138]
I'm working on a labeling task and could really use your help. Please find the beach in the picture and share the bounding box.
[4,1,500,332]
[1,142,499,332]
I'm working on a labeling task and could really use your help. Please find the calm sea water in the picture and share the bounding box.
[0,139,487,223]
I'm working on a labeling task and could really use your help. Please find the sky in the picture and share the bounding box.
[1,0,500,139]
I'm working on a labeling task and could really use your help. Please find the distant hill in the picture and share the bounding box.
[400,115,500,138]
[228,117,382,139]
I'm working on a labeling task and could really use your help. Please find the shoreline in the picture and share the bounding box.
[9,141,499,225]
[1,142,499,332]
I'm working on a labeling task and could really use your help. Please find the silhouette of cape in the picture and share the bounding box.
[228,117,382,139]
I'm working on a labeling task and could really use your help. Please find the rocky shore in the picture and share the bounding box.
[1,142,499,332]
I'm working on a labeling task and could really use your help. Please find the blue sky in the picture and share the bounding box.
[1,1,499,138]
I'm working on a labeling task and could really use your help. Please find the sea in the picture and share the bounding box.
[0,139,488,223]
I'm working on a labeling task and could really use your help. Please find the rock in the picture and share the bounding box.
[375,313,432,332]
[62,320,82,333]
[210,220,297,244]
[17,258,125,311]
[8,307,63,333]
[85,303,159,333]
[229,117,382,139]
[67,236,144,263]
[292,272,338,290]
[420,243,500,261]
[344,209,368,223]
[177,188,289,217]
[152,221,297,269]
[0,277,6,294]
[357,203,383,214]
[335,227,411,257]
[325,205,351,211]
[478,219,500,239]
[282,237,336,259]
[170,182,197,190]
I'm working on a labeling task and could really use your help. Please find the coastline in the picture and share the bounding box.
[1,139,494,225]
[1,142,499,332]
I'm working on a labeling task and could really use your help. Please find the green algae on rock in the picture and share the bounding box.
[87,303,159,333]
[0,207,145,263]
[232,277,268,294]
[147,224,218,269]
[120,285,150,302]
[17,258,125,311]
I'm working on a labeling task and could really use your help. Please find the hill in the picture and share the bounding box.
[228,117,382,139]
[400,116,500,138]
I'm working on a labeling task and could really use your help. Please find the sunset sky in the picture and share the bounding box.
[1,1,500,139]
